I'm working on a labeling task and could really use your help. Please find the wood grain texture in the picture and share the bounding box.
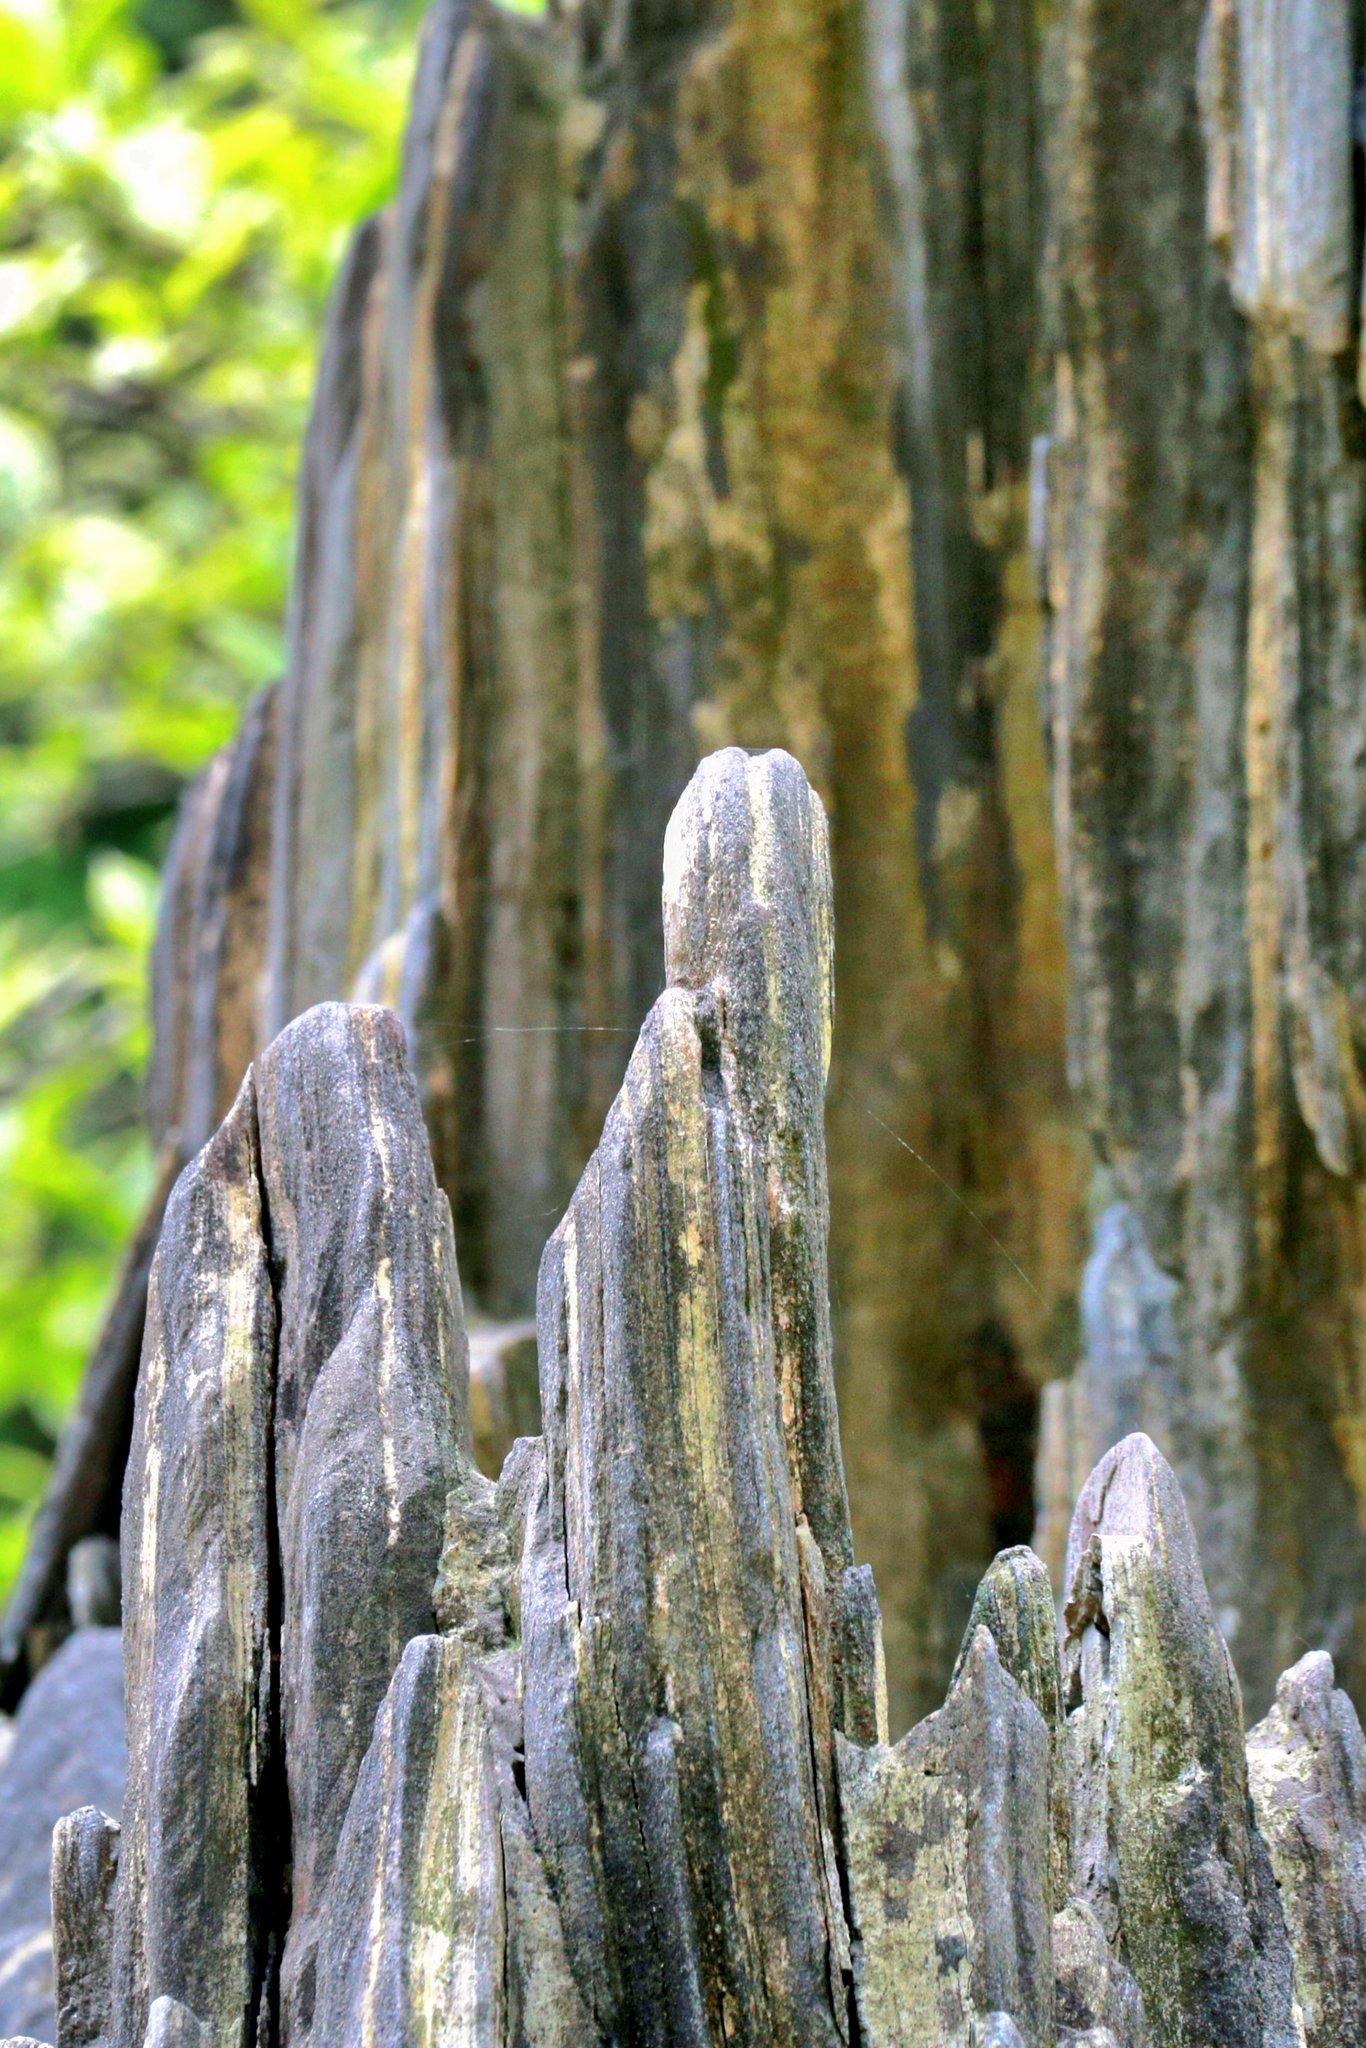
[10,0,1366,2026]
[14,752,1366,2045]
[254,1004,466,2046]
[111,1079,275,2048]
[149,685,277,1162]
[51,1805,118,2048]
[1061,1434,1297,2048]
[1246,1651,1366,2045]
[838,1621,1053,2048]
[526,983,846,2044]
[21,0,1086,1729]
[309,1634,506,2046]
[1039,0,1366,1720]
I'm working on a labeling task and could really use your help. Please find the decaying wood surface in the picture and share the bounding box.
[1031,0,1366,1726]
[3,0,1085,1731]
[10,0,1366,1736]
[4,0,1366,2030]
[0,750,1360,2046]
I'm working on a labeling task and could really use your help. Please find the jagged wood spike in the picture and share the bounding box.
[1061,1432,1297,2048]
[51,1806,118,2048]
[308,1634,506,2043]
[264,0,507,1223]
[834,1562,889,1750]
[836,1624,1054,2047]
[110,1079,275,2048]
[20,0,1366,1804]
[253,1003,467,2045]
[663,749,882,2010]
[953,1546,1061,1726]
[662,746,851,1584]
[1246,1650,1366,2044]
[525,980,847,2043]
[11,728,1366,2048]
[519,749,873,2042]
[953,1545,1068,1912]
[0,1629,124,2045]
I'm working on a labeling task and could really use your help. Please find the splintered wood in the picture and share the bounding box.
[20,750,1361,2048]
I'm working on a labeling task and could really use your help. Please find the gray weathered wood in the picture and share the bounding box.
[0,1630,124,2046]
[1061,1433,1296,2048]
[51,1806,118,2048]
[253,1003,466,2045]
[20,0,1366,1774]
[1199,0,1354,352]
[1040,0,1366,1726]
[110,1080,275,2048]
[149,685,277,1163]
[517,747,882,2042]
[308,1634,506,2044]
[662,746,850,1588]
[953,1545,1068,1914]
[838,1625,1053,2047]
[11,745,1366,2046]
[1246,1651,1366,2044]
[525,980,847,2043]
[307,1627,589,2048]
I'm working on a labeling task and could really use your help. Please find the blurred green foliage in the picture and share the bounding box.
[0,0,422,1593]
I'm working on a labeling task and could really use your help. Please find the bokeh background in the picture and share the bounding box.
[0,0,430,1590]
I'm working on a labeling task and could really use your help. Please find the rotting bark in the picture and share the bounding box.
[6,751,1356,2047]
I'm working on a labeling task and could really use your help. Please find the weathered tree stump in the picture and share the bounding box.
[0,750,1359,2045]
[4,0,1366,2032]
[11,0,1366,1740]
